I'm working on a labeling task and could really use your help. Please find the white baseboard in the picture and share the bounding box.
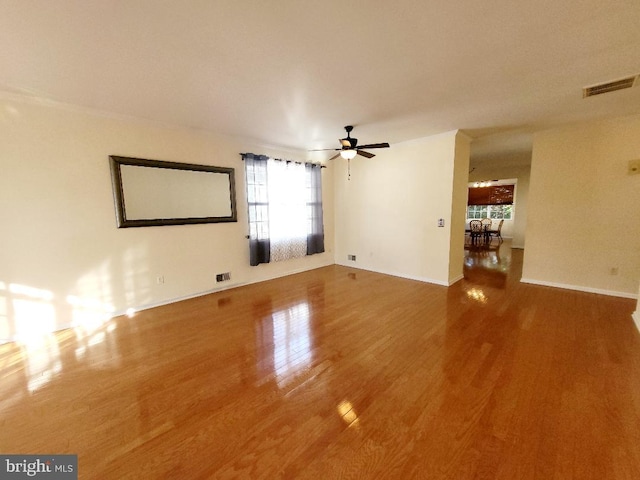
[520,278,638,299]
[335,261,450,287]
[110,282,248,319]
[112,262,337,318]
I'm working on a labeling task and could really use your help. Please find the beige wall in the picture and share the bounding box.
[0,94,334,342]
[334,130,469,286]
[449,133,471,282]
[522,114,640,297]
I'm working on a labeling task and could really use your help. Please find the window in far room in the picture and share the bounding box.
[467,181,515,220]
[467,204,512,220]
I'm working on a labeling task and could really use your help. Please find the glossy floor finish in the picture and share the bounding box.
[2,243,640,479]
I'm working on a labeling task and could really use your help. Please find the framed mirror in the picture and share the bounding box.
[109,156,237,228]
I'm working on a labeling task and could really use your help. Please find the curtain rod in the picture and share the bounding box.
[239,153,326,168]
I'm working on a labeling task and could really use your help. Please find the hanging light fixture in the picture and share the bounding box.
[472,181,493,188]
[340,149,357,160]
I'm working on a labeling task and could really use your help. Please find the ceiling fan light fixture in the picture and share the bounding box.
[340,149,357,160]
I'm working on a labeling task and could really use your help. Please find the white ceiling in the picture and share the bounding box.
[2,1,639,160]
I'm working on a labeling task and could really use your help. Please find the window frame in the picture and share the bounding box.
[466,204,513,220]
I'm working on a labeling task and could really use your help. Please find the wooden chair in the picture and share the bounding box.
[488,219,504,244]
[480,218,492,243]
[468,220,483,245]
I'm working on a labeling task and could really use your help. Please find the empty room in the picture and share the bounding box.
[2,1,640,479]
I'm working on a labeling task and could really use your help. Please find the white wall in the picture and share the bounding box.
[522,114,640,298]
[334,130,469,286]
[0,94,334,342]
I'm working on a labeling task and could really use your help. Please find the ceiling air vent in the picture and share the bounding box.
[583,75,638,98]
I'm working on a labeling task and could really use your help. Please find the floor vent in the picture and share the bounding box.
[583,75,638,98]
[216,272,231,282]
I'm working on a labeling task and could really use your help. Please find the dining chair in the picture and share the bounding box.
[488,219,504,243]
[480,218,492,243]
[469,220,483,245]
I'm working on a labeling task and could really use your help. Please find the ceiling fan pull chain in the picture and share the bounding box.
[348,158,351,180]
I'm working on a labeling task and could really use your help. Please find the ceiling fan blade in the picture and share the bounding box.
[356,142,389,149]
[328,152,341,161]
[357,150,375,158]
[309,148,340,152]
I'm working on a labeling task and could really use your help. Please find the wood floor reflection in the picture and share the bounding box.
[463,240,514,289]
[1,244,640,479]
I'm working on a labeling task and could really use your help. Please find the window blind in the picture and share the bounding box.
[467,185,514,206]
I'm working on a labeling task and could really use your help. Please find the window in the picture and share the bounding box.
[467,204,512,220]
[243,153,324,266]
[467,205,487,219]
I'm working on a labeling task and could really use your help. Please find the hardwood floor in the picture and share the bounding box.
[2,242,640,479]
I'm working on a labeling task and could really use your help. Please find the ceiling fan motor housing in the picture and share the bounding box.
[342,125,357,148]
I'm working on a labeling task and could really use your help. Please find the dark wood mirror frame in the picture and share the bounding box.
[109,155,237,228]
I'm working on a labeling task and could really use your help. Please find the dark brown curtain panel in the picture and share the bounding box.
[243,153,271,266]
[306,163,325,255]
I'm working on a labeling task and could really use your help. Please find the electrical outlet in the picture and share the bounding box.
[348,254,356,261]
[628,159,640,175]
[156,275,164,284]
[609,267,619,276]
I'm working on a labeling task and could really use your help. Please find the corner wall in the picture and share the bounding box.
[449,133,471,283]
[522,114,640,298]
[334,130,468,286]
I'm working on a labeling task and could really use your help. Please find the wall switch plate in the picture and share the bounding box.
[628,159,640,175]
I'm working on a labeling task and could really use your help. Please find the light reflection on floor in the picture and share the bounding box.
[337,400,360,429]
[463,240,511,290]
[254,301,314,389]
[0,280,121,397]
[272,302,312,388]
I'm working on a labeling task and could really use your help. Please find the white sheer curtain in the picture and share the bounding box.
[267,160,307,262]
[243,153,324,266]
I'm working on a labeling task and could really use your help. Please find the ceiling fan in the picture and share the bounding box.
[312,125,390,161]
